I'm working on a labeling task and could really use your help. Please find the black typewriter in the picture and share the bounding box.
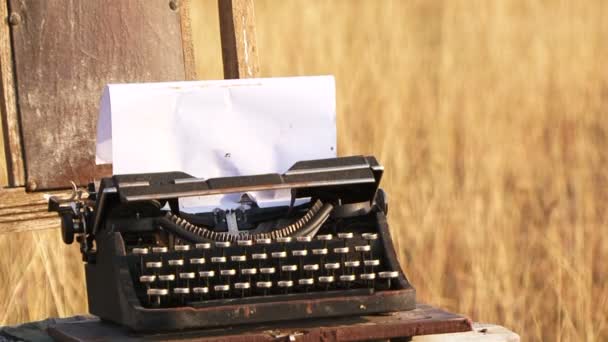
[49,156,415,332]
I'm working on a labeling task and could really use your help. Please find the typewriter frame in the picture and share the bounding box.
[51,156,416,332]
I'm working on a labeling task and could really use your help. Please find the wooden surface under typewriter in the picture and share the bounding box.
[47,304,472,342]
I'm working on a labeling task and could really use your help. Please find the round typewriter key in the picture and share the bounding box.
[318,276,335,290]
[139,275,156,283]
[241,268,257,275]
[168,259,184,266]
[220,269,236,276]
[158,274,175,281]
[152,246,168,253]
[256,281,272,295]
[234,282,250,297]
[146,261,162,269]
[296,236,312,242]
[362,233,378,241]
[333,247,349,254]
[252,253,267,260]
[237,239,253,246]
[214,284,230,291]
[195,243,211,250]
[278,280,293,287]
[316,234,333,241]
[340,274,356,282]
[193,287,209,294]
[324,263,340,270]
[199,270,215,278]
[256,281,272,288]
[260,267,276,274]
[292,249,308,257]
[231,255,247,262]
[276,236,292,243]
[211,256,227,263]
[355,245,371,252]
[193,286,209,299]
[132,247,149,255]
[215,241,231,248]
[174,245,190,252]
[214,284,230,298]
[337,232,354,239]
[271,251,287,258]
[298,278,314,286]
[277,280,293,293]
[147,288,168,295]
[174,287,190,294]
[190,257,205,265]
[379,271,399,289]
[364,259,380,267]
[147,288,168,306]
[344,260,361,268]
[256,237,272,245]
[312,248,328,255]
[303,264,319,271]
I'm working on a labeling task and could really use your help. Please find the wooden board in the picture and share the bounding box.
[46,304,472,342]
[218,0,260,79]
[8,0,193,190]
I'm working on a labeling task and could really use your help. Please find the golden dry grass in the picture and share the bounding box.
[1,1,606,341]
[193,1,608,340]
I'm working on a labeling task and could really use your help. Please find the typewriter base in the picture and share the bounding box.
[47,304,472,342]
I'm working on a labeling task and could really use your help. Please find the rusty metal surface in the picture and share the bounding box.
[47,304,472,341]
[8,0,188,189]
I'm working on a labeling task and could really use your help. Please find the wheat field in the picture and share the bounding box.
[192,1,608,340]
[0,1,606,341]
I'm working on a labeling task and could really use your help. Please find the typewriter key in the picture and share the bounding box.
[179,272,195,288]
[360,273,376,288]
[159,274,176,281]
[298,278,314,286]
[256,237,272,245]
[312,248,328,255]
[190,257,205,265]
[215,241,231,257]
[168,259,184,266]
[147,288,168,306]
[174,287,190,294]
[214,284,230,298]
[220,269,236,276]
[340,274,356,282]
[277,280,293,293]
[251,253,267,260]
[237,239,253,247]
[199,270,214,289]
[296,236,312,243]
[256,281,272,295]
[193,286,209,300]
[211,256,227,263]
[334,247,349,254]
[146,261,162,269]
[292,249,308,257]
[174,245,190,252]
[152,246,168,253]
[241,268,257,275]
[354,245,371,252]
[344,260,361,268]
[379,271,399,289]
[231,255,246,262]
[276,236,292,243]
[303,264,319,272]
[140,275,156,282]
[318,275,334,290]
[195,242,211,250]
[317,234,333,241]
[234,282,250,297]
[271,251,287,258]
[337,232,354,240]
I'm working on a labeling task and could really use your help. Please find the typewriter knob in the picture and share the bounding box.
[374,188,388,214]
[60,213,75,244]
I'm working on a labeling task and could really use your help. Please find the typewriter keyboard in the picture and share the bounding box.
[126,232,400,307]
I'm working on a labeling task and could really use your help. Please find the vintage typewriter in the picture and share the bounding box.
[49,156,415,331]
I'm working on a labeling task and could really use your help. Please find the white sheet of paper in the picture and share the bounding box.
[96,76,336,211]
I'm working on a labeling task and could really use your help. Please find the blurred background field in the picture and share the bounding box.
[191,1,607,341]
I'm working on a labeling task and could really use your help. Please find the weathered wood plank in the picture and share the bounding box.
[8,0,191,190]
[179,0,197,80]
[218,0,260,79]
[0,0,25,186]
[0,187,68,234]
